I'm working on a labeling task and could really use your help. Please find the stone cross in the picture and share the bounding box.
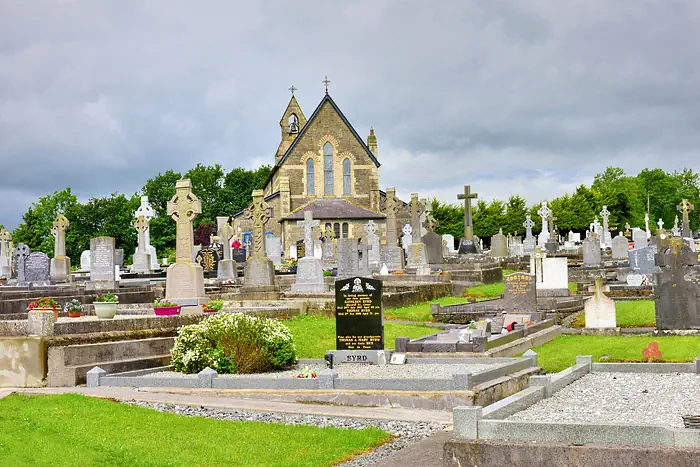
[409,193,424,243]
[657,218,664,231]
[243,189,272,259]
[457,185,478,240]
[383,187,401,246]
[644,212,651,238]
[537,202,552,244]
[51,214,70,258]
[134,216,150,254]
[402,224,413,238]
[12,243,30,283]
[167,179,201,263]
[0,229,10,257]
[135,196,156,250]
[600,205,610,245]
[297,211,320,259]
[523,215,535,241]
[678,199,694,237]
[549,215,557,237]
[217,222,235,261]
[672,215,681,237]
[364,220,377,236]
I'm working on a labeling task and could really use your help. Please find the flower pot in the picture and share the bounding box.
[154,306,181,316]
[67,311,82,318]
[202,307,218,313]
[94,302,118,319]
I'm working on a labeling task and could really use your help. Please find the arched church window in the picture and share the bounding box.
[342,222,349,238]
[306,159,315,195]
[288,114,299,133]
[324,142,334,195]
[333,222,341,238]
[342,158,351,195]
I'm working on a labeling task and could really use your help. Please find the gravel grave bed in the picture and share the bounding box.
[146,362,497,380]
[126,401,447,467]
[508,372,700,428]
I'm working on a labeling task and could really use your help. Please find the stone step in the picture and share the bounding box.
[49,354,171,387]
[54,337,175,367]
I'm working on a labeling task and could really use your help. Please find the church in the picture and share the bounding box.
[233,85,402,255]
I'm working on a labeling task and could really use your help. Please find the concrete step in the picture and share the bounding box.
[48,354,171,387]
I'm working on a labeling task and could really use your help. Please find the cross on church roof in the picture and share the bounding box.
[322,76,331,93]
[288,85,297,96]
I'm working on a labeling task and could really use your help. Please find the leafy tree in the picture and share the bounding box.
[502,195,528,235]
[184,164,226,225]
[431,199,463,238]
[13,188,79,256]
[473,200,505,239]
[142,170,181,255]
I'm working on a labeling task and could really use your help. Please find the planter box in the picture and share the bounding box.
[154,306,181,316]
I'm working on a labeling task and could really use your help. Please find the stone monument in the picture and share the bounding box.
[406,193,429,274]
[582,236,602,267]
[457,185,479,254]
[12,243,30,285]
[599,206,612,248]
[89,236,116,290]
[364,220,381,267]
[165,179,208,310]
[49,213,71,282]
[291,211,324,292]
[655,238,699,330]
[381,187,405,270]
[242,189,275,287]
[678,199,695,238]
[421,205,443,264]
[536,202,551,248]
[131,216,152,273]
[134,196,159,269]
[0,229,12,277]
[585,278,616,329]
[504,272,537,315]
[523,215,535,254]
[335,277,383,350]
[611,233,629,260]
[216,220,237,280]
[490,228,508,257]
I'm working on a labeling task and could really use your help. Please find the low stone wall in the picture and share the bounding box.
[382,282,452,308]
[0,336,45,387]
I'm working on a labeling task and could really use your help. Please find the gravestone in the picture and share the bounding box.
[242,189,275,287]
[25,252,50,284]
[422,231,443,264]
[539,257,569,292]
[401,224,413,254]
[585,278,616,328]
[195,247,220,272]
[12,243,31,285]
[134,195,159,269]
[600,206,612,248]
[380,246,404,272]
[442,234,456,253]
[0,229,11,277]
[358,240,370,277]
[232,247,246,264]
[265,234,282,267]
[131,215,152,273]
[337,238,359,279]
[321,227,336,266]
[364,220,381,265]
[490,229,508,257]
[80,250,91,271]
[50,213,71,282]
[217,221,237,281]
[628,246,658,275]
[655,238,700,330]
[382,187,406,270]
[582,237,602,267]
[632,228,648,249]
[504,272,536,315]
[457,238,478,255]
[291,211,324,293]
[612,233,629,260]
[114,249,124,268]
[523,215,536,254]
[165,179,209,309]
[457,185,478,253]
[545,239,559,254]
[678,199,695,238]
[89,236,116,289]
[537,202,552,248]
[335,277,383,350]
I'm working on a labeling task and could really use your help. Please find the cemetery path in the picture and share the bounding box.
[372,430,452,467]
[10,386,453,424]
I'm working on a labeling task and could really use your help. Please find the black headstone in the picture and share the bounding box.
[335,277,383,350]
[232,247,246,264]
[458,238,477,254]
[195,247,220,271]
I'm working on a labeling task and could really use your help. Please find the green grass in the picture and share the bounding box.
[0,394,390,467]
[531,334,700,373]
[384,296,468,322]
[464,282,504,299]
[286,315,435,358]
[572,300,656,328]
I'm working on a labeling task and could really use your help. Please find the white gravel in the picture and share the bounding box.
[126,401,447,467]
[508,372,700,428]
[148,362,496,380]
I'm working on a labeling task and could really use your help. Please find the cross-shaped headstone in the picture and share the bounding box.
[51,214,70,258]
[364,220,377,236]
[12,243,30,283]
[134,216,150,254]
[218,221,235,261]
[243,189,272,259]
[409,193,424,243]
[167,179,201,263]
[457,185,478,240]
[384,187,401,245]
[297,211,320,259]
[537,202,552,244]
[672,215,681,237]
[523,215,535,241]
[599,205,610,245]
[678,199,695,237]
[657,218,664,231]
[402,224,413,237]
[0,229,10,257]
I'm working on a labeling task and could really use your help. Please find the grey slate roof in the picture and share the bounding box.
[280,198,386,221]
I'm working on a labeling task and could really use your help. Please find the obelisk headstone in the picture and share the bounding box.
[165,179,208,311]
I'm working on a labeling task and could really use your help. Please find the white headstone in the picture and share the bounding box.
[364,220,381,264]
[401,224,413,253]
[80,250,91,271]
[134,196,159,269]
[585,279,616,329]
[632,228,648,249]
[265,234,282,267]
[536,203,551,248]
[539,257,568,291]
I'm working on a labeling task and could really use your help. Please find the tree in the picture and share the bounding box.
[142,170,181,255]
[431,199,463,238]
[184,163,225,225]
[473,200,505,239]
[502,195,528,235]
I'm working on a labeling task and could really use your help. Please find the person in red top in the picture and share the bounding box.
[232,238,242,249]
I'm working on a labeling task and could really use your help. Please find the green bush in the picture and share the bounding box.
[170,313,297,374]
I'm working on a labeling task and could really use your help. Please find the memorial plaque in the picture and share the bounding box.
[195,247,220,271]
[25,252,50,283]
[90,237,115,282]
[504,272,537,314]
[335,277,384,350]
[232,247,246,264]
[380,246,404,271]
[114,249,124,268]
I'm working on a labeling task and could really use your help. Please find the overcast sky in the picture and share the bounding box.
[2,0,700,229]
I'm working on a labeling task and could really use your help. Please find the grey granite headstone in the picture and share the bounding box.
[582,237,602,267]
[422,231,443,264]
[265,234,282,267]
[12,243,30,284]
[628,245,658,275]
[337,238,359,278]
[89,236,116,289]
[80,250,91,271]
[632,229,648,249]
[504,272,537,315]
[612,233,629,260]
[380,245,405,271]
[655,239,700,330]
[25,252,50,284]
[489,229,508,257]
[114,249,124,268]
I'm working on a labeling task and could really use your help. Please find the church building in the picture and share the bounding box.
[232,86,389,254]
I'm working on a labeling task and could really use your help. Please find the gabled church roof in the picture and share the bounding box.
[279,198,386,221]
[265,93,381,186]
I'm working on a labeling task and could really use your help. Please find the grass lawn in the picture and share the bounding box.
[571,300,656,328]
[0,394,390,467]
[531,334,700,373]
[384,296,468,322]
[286,316,435,358]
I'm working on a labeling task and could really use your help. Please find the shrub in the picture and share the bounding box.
[170,313,297,374]
[95,292,118,303]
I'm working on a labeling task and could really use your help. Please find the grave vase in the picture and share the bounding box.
[94,302,118,319]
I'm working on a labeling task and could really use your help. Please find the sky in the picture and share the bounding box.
[1,0,700,230]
